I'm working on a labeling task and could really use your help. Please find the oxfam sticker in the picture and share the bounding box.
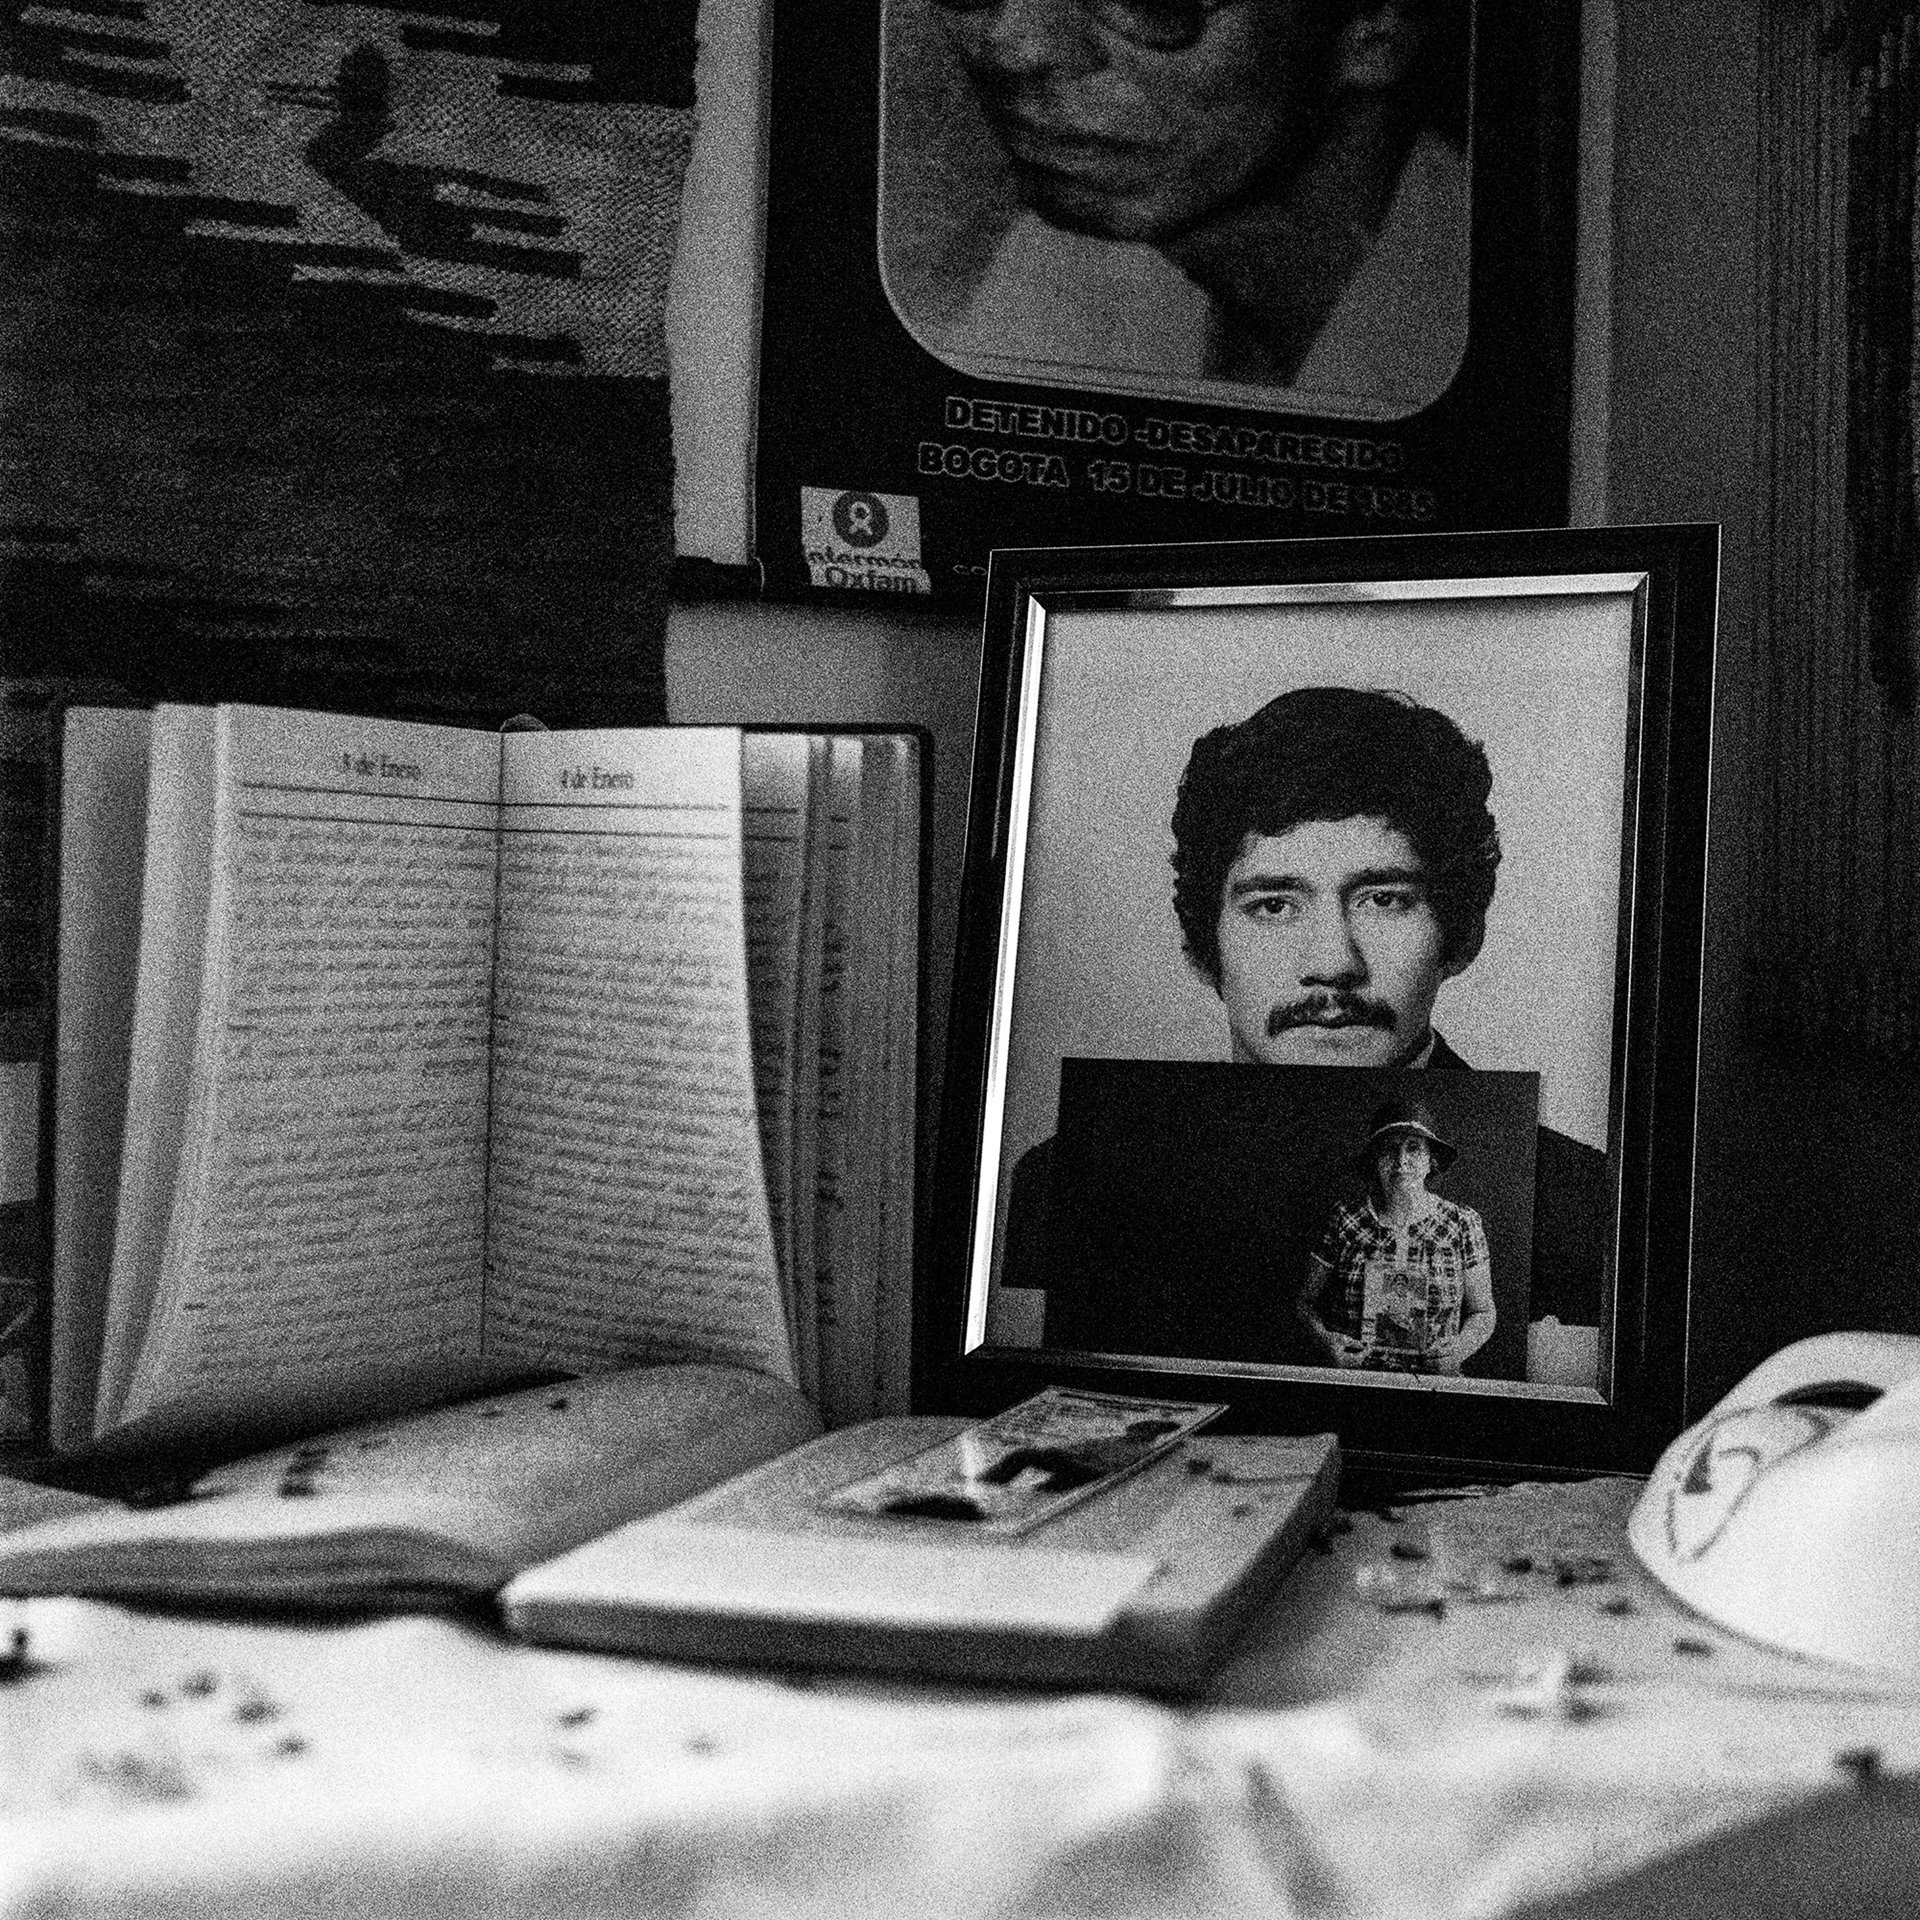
[801,489,930,594]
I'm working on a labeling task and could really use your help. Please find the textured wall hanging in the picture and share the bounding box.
[0,0,695,711]
[0,1,703,1434]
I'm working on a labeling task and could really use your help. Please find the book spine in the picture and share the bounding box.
[0,680,129,1446]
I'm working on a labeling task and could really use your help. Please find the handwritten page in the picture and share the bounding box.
[740,732,812,1379]
[787,738,831,1399]
[482,727,793,1384]
[0,1367,820,1604]
[111,708,504,1434]
[809,738,861,1426]
[51,707,152,1448]
[92,707,220,1433]
[872,735,922,1416]
[842,739,891,1421]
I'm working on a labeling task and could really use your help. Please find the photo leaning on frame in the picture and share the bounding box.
[1000,681,1603,1388]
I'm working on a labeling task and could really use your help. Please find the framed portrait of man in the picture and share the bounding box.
[922,524,1720,1475]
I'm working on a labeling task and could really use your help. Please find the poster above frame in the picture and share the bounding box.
[921,525,1721,1479]
[754,0,1583,603]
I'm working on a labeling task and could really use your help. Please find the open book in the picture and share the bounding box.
[49,704,920,1453]
[0,1364,821,1607]
[0,1380,1335,1693]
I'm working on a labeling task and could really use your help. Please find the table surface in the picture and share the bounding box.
[3,1470,1919,1920]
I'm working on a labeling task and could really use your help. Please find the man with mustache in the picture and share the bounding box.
[1005,685,1606,1357]
[915,0,1468,403]
[1170,683,1491,1075]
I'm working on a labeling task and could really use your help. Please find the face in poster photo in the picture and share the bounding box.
[986,591,1635,1395]
[881,0,1474,413]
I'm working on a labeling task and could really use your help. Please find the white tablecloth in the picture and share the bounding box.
[4,1477,1917,1919]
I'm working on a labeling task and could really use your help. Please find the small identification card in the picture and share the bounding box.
[823,1388,1226,1536]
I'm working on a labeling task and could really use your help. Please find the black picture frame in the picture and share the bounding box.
[922,524,1720,1477]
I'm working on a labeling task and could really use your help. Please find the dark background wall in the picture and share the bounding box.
[1604,0,1920,1416]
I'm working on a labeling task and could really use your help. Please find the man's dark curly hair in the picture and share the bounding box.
[1170,686,1501,985]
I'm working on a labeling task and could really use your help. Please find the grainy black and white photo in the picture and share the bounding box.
[882,0,1474,414]
[967,569,1642,1409]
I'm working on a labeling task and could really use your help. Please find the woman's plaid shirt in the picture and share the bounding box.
[1308,1197,1490,1339]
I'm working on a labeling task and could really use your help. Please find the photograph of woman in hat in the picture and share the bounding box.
[1295,1095,1496,1375]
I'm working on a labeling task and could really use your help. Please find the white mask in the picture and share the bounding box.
[1628,1331,1920,1673]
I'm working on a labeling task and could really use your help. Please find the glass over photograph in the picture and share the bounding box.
[879,0,1475,416]
[969,573,1643,1406]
